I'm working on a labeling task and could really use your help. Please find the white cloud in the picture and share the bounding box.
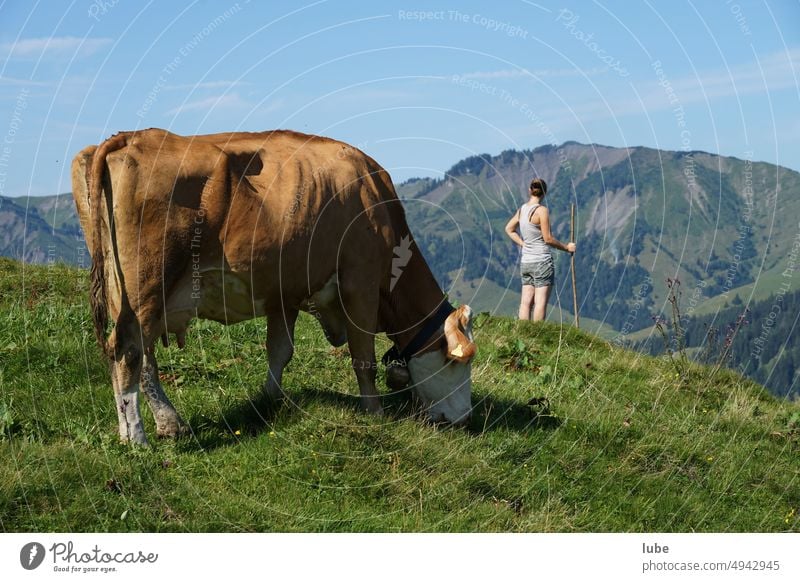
[518,47,800,129]
[1,36,112,59]
[640,47,800,109]
[165,93,249,116]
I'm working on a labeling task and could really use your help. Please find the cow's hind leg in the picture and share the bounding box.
[264,308,299,404]
[109,328,148,445]
[141,346,188,438]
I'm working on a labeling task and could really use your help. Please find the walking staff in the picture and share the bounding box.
[571,203,579,328]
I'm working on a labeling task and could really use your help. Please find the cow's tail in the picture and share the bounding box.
[86,132,129,357]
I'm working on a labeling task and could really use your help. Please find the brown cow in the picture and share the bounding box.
[71,128,476,445]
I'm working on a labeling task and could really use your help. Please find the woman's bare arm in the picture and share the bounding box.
[505,212,524,248]
[536,206,576,253]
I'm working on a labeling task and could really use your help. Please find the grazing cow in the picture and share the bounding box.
[71,128,477,445]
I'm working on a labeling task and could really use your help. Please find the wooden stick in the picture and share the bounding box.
[570,203,580,328]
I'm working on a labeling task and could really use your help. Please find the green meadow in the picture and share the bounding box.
[1,258,798,532]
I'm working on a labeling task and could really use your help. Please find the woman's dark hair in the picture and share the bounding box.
[529,178,547,196]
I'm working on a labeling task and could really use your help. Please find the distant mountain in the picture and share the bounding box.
[0,194,86,266]
[398,142,800,337]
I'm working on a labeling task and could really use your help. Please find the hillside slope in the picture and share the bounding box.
[1,259,798,532]
[400,143,799,334]
[633,288,800,399]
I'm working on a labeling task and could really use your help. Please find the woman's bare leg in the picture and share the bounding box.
[532,285,552,321]
[519,285,535,320]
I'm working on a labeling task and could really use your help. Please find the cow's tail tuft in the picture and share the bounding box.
[86,133,129,358]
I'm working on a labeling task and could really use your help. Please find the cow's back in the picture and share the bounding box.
[193,130,404,301]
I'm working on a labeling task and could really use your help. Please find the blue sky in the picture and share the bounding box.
[1,0,798,196]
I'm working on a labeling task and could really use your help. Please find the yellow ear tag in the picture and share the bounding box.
[451,343,464,358]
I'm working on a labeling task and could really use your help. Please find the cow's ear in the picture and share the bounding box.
[443,305,477,363]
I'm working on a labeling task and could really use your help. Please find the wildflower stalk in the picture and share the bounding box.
[667,278,689,372]
[700,324,719,365]
[653,315,682,377]
[710,308,750,378]
[653,276,750,384]
[653,277,690,380]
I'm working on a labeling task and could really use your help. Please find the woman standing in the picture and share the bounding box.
[505,178,576,321]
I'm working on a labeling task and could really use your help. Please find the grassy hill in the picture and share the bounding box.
[1,258,798,532]
[630,288,800,399]
[443,266,616,338]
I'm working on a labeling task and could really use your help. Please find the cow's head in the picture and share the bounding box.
[405,305,477,427]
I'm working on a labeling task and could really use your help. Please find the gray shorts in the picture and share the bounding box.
[521,259,554,287]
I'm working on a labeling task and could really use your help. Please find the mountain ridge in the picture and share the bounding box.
[396,141,798,328]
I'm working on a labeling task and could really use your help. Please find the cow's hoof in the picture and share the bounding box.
[156,419,190,439]
[120,432,150,447]
[361,397,384,417]
[118,421,149,446]
[263,383,285,407]
[152,410,189,439]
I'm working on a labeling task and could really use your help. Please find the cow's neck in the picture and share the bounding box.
[382,239,449,356]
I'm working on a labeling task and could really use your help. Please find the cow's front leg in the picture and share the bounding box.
[341,285,382,416]
[348,330,382,416]
[141,346,188,438]
[110,339,148,446]
[264,309,298,404]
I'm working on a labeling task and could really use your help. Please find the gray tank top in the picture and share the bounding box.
[519,202,552,263]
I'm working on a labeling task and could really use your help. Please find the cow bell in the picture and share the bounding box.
[385,361,411,391]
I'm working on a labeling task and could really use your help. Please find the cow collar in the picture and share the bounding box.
[382,301,454,367]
